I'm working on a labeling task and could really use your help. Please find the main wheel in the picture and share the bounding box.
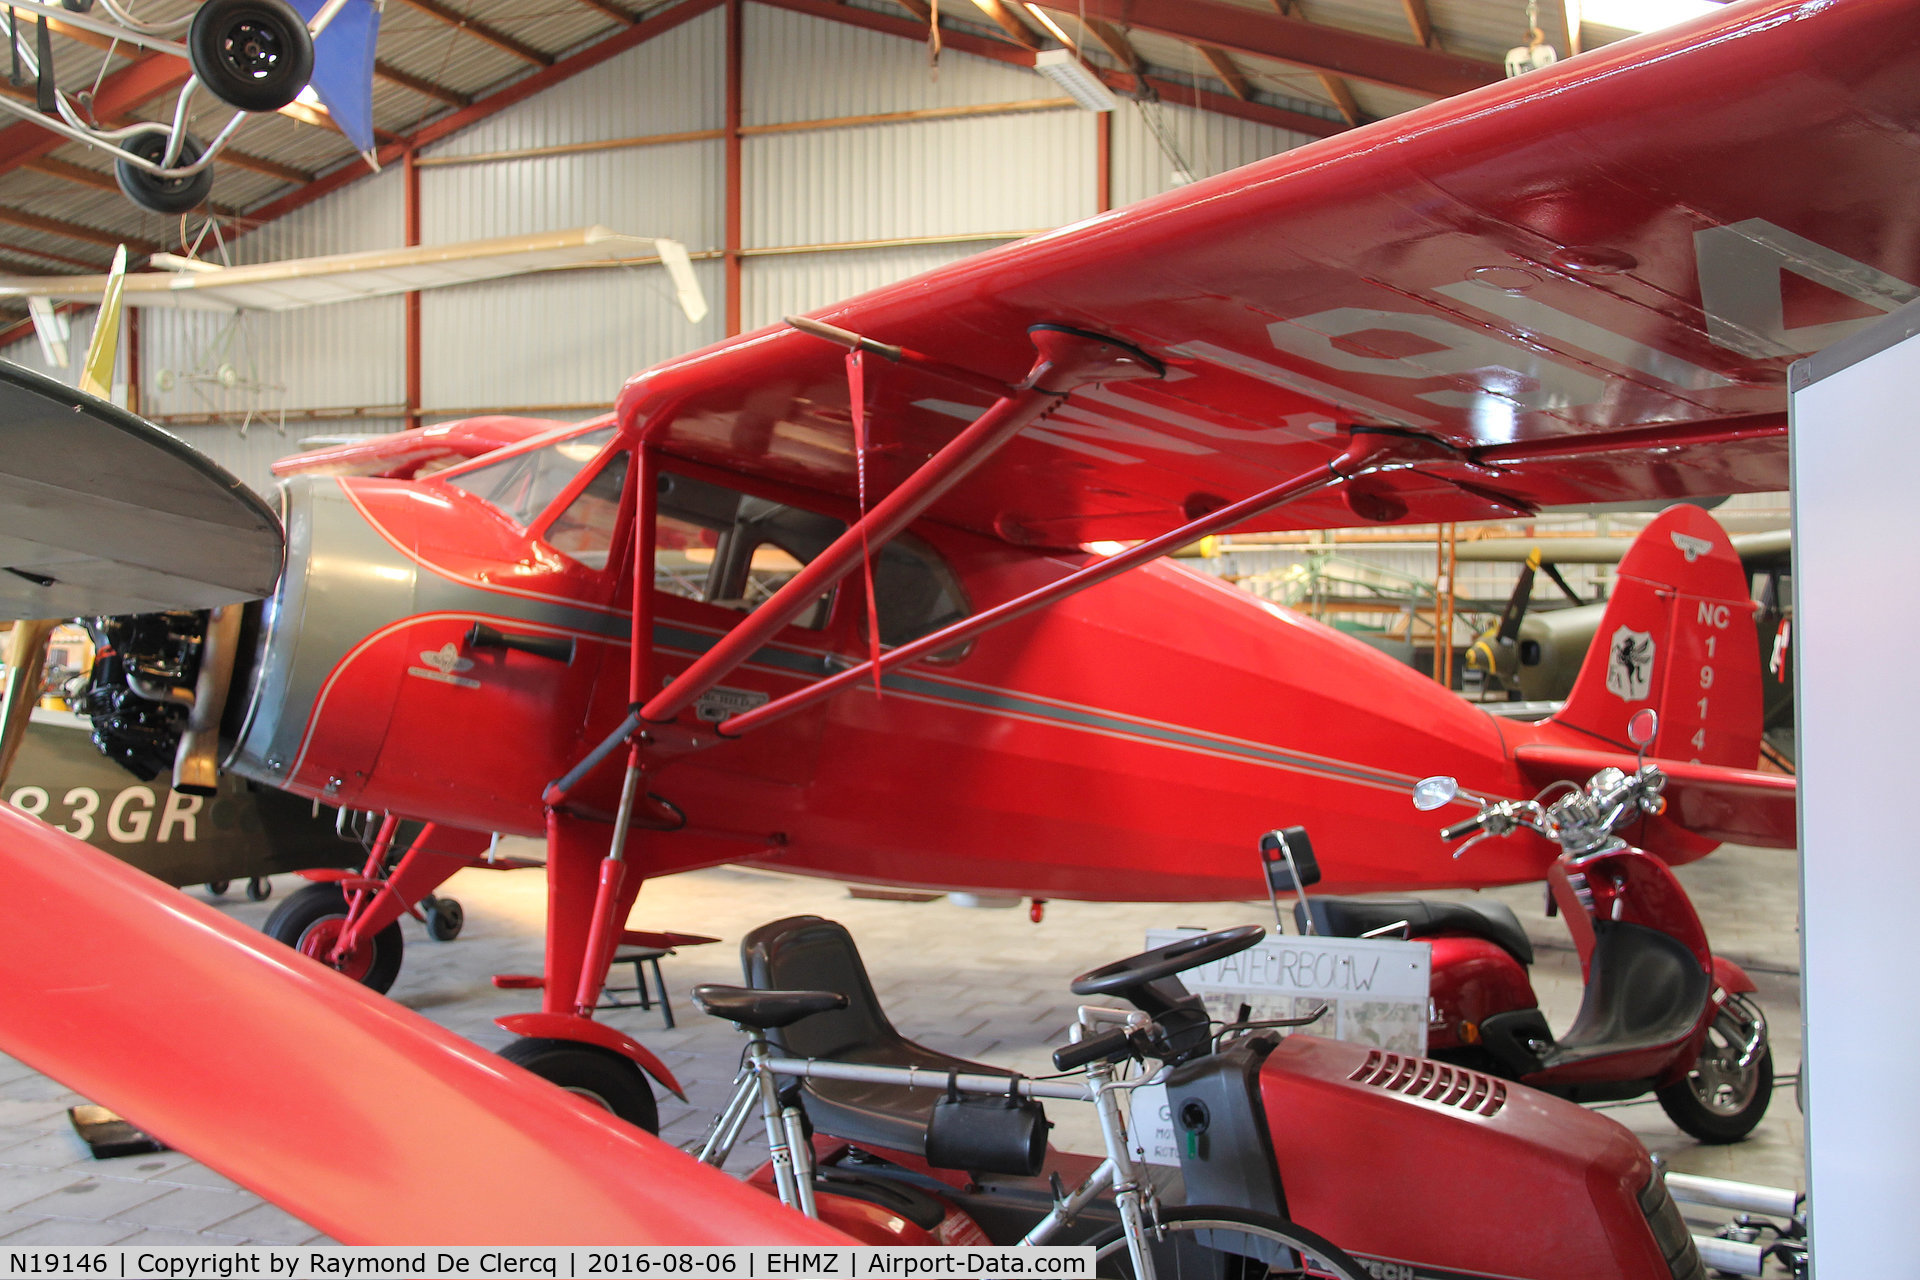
[1657,994,1773,1144]
[1087,1206,1368,1280]
[189,0,315,113]
[262,882,404,994]
[113,131,214,214]
[499,1037,659,1134]
[423,895,464,942]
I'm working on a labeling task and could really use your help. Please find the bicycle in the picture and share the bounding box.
[688,923,1366,1280]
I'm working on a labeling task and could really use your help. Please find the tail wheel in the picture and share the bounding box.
[262,881,403,994]
[1087,1206,1369,1280]
[499,1037,659,1134]
[423,895,464,942]
[113,131,214,214]
[1657,994,1773,1144]
[188,0,315,113]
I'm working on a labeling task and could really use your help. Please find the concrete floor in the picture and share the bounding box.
[0,838,1805,1259]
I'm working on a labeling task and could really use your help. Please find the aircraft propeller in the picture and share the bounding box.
[0,245,284,789]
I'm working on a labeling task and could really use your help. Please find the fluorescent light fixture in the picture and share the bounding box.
[1034,48,1118,112]
[1581,0,1723,33]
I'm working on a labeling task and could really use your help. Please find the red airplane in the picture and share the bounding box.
[3,0,1901,1139]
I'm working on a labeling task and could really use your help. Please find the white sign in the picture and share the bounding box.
[1127,1081,1181,1168]
[1146,929,1431,1054]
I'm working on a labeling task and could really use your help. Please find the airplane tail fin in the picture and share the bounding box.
[1543,504,1763,769]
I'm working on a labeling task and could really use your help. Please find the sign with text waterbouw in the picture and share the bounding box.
[1144,928,1431,1054]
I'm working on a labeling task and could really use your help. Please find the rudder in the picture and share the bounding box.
[1546,505,1762,769]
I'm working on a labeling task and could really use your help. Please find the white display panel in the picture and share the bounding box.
[1790,298,1920,1276]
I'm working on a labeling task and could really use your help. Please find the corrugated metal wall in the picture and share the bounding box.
[31,5,1310,494]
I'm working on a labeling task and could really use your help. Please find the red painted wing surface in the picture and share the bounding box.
[620,0,1916,545]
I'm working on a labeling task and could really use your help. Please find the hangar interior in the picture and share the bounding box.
[0,0,1869,1270]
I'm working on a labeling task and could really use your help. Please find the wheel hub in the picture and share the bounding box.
[297,916,375,982]
[222,22,284,77]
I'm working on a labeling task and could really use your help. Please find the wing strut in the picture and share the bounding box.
[544,322,1162,807]
[716,427,1455,739]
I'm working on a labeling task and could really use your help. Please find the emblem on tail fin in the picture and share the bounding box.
[1670,531,1713,563]
[1606,626,1654,701]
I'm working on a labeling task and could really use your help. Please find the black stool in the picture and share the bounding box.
[599,946,677,1026]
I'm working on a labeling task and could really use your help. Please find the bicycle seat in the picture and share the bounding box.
[1294,896,1534,967]
[692,984,848,1030]
[742,915,1018,1160]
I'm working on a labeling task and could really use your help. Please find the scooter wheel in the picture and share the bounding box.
[1086,1206,1369,1280]
[1657,996,1774,1144]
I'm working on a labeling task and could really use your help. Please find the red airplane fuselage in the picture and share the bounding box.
[221,423,1739,903]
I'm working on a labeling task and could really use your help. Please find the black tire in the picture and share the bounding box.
[1656,995,1773,1144]
[206,880,230,897]
[188,0,314,113]
[1087,1206,1368,1280]
[424,896,464,942]
[499,1037,660,1134]
[113,131,215,214]
[262,881,404,995]
[245,876,271,901]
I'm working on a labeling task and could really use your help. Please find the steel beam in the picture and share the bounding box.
[394,0,552,66]
[1057,0,1497,96]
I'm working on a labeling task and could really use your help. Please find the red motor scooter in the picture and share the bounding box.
[1295,709,1773,1142]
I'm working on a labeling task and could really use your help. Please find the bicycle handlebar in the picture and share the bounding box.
[1052,1027,1134,1072]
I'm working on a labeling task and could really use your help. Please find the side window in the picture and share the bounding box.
[871,535,969,647]
[544,451,630,569]
[647,471,969,644]
[655,473,839,630]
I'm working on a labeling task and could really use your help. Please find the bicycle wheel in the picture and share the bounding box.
[1086,1205,1368,1280]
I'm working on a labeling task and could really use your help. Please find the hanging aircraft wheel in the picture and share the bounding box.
[499,1038,659,1134]
[423,896,464,942]
[262,882,404,994]
[245,876,271,901]
[1656,996,1774,1144]
[113,132,214,215]
[188,0,314,113]
[205,880,230,897]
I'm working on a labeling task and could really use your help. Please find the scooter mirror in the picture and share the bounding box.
[1412,776,1458,811]
[1627,707,1659,750]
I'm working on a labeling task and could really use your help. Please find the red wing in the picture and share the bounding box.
[621,0,1916,547]
[1513,743,1797,849]
[0,805,850,1245]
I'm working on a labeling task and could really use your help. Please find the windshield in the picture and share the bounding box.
[442,427,616,528]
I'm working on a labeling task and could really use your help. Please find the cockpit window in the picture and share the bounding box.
[655,473,840,629]
[544,450,630,569]
[444,426,616,528]
[650,471,968,645]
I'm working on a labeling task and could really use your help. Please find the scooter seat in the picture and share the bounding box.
[742,916,1018,1160]
[692,984,848,1030]
[1294,896,1534,966]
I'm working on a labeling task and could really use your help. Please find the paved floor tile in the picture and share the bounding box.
[13,1176,173,1222]
[0,1217,140,1244]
